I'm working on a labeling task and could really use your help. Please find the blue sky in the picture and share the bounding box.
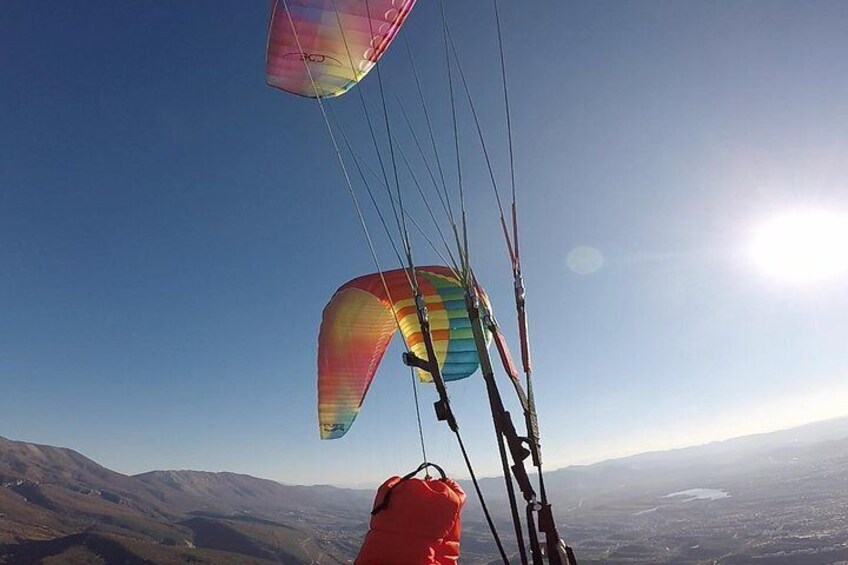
[2,1,847,486]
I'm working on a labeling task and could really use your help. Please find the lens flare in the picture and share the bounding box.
[567,246,604,275]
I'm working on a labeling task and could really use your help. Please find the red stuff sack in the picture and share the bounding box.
[355,463,466,565]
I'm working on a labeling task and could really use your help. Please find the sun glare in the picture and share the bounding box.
[750,209,848,285]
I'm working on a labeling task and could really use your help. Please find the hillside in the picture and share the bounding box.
[0,437,370,564]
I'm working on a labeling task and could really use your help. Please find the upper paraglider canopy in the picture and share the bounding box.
[317,266,489,439]
[266,0,417,98]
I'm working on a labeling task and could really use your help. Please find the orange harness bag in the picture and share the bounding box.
[355,463,466,565]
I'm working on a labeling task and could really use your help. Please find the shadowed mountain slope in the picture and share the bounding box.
[0,436,369,564]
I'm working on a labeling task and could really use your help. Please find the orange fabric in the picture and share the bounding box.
[355,477,466,565]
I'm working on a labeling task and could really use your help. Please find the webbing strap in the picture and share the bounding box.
[490,323,541,464]
[487,313,580,565]
[371,462,448,516]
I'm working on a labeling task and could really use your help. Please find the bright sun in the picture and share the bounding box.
[749,209,848,285]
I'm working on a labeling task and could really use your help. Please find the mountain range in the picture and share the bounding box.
[2,416,847,564]
[0,436,372,564]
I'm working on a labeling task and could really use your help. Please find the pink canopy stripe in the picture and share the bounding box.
[267,0,417,98]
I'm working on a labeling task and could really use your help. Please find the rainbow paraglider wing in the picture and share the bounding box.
[266,0,417,99]
[317,266,486,439]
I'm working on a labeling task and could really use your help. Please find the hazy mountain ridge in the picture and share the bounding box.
[463,417,848,503]
[459,417,848,563]
[2,416,847,564]
[547,418,848,563]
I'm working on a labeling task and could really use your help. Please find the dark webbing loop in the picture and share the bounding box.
[371,461,449,516]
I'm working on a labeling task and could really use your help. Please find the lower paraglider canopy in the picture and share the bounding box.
[317,266,490,440]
